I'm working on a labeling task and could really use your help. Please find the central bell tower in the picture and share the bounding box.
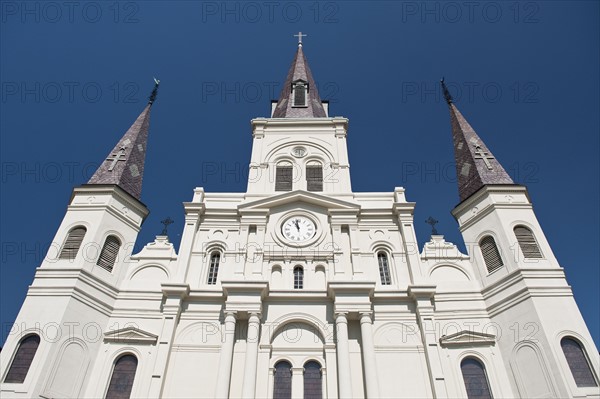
[246,42,352,197]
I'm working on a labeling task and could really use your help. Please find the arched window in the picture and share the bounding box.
[207,252,221,285]
[59,226,86,260]
[377,252,391,285]
[514,226,543,259]
[304,360,322,399]
[306,162,323,192]
[97,235,121,272]
[105,354,138,399]
[293,81,307,107]
[3,334,40,383]
[273,360,292,399]
[561,337,598,387]
[275,161,293,192]
[479,236,504,274]
[294,266,304,289]
[461,357,493,399]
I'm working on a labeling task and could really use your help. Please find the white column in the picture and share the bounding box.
[292,367,304,399]
[242,313,261,398]
[215,311,237,398]
[360,313,380,398]
[335,312,352,398]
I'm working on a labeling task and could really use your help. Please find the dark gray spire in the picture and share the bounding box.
[272,45,327,118]
[443,80,514,202]
[87,81,159,200]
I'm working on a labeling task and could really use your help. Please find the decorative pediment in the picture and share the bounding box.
[238,190,360,213]
[421,235,469,260]
[130,235,178,260]
[439,330,496,347]
[104,327,158,344]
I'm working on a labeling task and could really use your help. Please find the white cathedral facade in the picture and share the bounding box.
[1,43,599,399]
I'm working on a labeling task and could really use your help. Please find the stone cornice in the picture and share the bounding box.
[71,184,149,220]
[451,184,530,221]
[251,117,348,130]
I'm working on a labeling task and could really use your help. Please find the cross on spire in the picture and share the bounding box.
[106,146,127,171]
[474,145,495,170]
[160,217,174,236]
[294,31,307,46]
[148,77,160,105]
[440,77,453,104]
[425,217,439,235]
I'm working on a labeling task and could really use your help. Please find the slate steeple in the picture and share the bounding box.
[272,40,327,118]
[87,80,159,200]
[442,79,514,202]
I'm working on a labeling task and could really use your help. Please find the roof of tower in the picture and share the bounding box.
[87,81,159,200]
[442,79,515,202]
[272,44,327,118]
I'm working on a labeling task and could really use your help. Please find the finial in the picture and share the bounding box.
[294,31,307,47]
[160,217,174,236]
[425,216,439,235]
[148,77,160,105]
[440,77,453,105]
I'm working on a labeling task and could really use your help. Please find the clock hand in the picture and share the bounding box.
[294,220,300,231]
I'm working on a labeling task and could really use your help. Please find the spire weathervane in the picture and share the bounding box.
[294,31,307,46]
[160,217,174,236]
[440,77,453,105]
[148,77,160,105]
[425,217,439,235]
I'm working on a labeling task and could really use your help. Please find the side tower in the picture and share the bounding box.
[443,80,600,398]
[0,83,158,398]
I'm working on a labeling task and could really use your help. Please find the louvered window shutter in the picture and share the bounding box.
[514,226,543,259]
[59,227,86,260]
[97,236,121,272]
[294,84,306,106]
[275,166,293,191]
[306,165,323,192]
[480,236,504,273]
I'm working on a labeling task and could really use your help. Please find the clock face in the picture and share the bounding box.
[281,216,316,242]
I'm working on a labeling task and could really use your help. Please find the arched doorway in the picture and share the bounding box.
[269,321,327,398]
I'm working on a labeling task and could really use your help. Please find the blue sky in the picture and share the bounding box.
[1,1,598,347]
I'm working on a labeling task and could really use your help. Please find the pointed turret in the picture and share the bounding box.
[272,41,327,118]
[442,79,514,202]
[87,81,159,200]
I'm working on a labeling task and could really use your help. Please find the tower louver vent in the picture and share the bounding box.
[306,165,323,191]
[514,226,543,259]
[97,236,121,272]
[294,84,306,106]
[275,166,293,191]
[59,227,86,260]
[480,236,504,273]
